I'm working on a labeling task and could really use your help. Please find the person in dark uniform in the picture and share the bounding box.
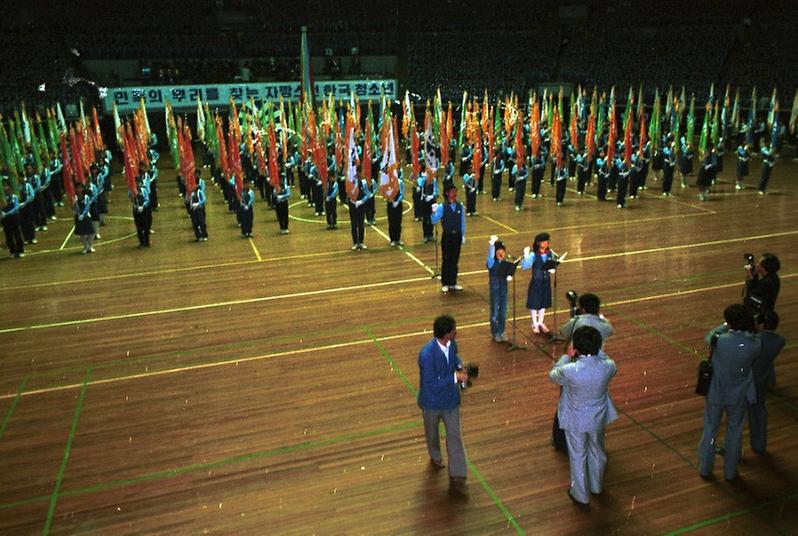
[575,148,589,195]
[131,178,151,248]
[595,152,610,201]
[661,142,677,196]
[555,163,568,207]
[530,152,545,199]
[491,148,505,201]
[748,310,785,454]
[744,253,780,312]
[1,180,25,258]
[512,157,528,211]
[189,178,208,241]
[629,152,643,199]
[521,232,554,333]
[679,139,694,188]
[696,145,717,202]
[348,174,372,250]
[615,157,630,208]
[239,179,255,237]
[386,173,404,246]
[735,143,750,190]
[325,177,338,230]
[758,143,777,195]
[419,171,438,243]
[19,170,37,245]
[463,170,477,216]
[431,184,466,293]
[273,178,291,234]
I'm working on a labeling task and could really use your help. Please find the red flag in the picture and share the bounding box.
[216,116,229,178]
[551,105,562,169]
[92,107,105,151]
[361,120,372,181]
[514,116,525,169]
[530,98,540,157]
[623,113,633,164]
[473,127,482,181]
[122,134,138,196]
[254,131,267,177]
[638,111,647,155]
[411,127,420,178]
[608,103,617,163]
[267,123,280,192]
[59,135,75,199]
[586,109,596,164]
[70,127,86,184]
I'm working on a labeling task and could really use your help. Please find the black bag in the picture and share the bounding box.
[552,411,568,453]
[695,333,720,396]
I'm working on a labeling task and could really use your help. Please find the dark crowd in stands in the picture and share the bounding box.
[0,0,797,114]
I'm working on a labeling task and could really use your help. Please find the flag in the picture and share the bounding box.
[440,106,449,168]
[300,26,314,109]
[607,95,617,163]
[529,94,540,157]
[685,95,695,148]
[711,102,720,149]
[378,118,399,201]
[113,103,123,148]
[551,101,562,169]
[424,107,438,181]
[60,134,76,199]
[457,91,468,147]
[345,115,360,200]
[267,123,280,192]
[586,97,596,163]
[623,109,633,164]
[122,129,138,196]
[699,102,711,158]
[402,90,413,139]
[514,113,525,169]
[731,88,740,135]
[790,88,798,135]
[196,96,206,143]
[411,127,420,178]
[648,89,661,152]
[569,95,578,153]
[767,88,777,130]
[473,126,482,182]
[747,87,756,145]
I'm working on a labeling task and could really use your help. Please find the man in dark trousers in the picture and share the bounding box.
[745,253,780,312]
[749,310,785,454]
[418,314,470,492]
[431,184,466,293]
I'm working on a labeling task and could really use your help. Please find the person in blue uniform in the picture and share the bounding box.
[521,232,554,333]
[758,143,777,194]
[348,175,372,250]
[1,180,25,258]
[486,235,512,342]
[366,176,378,225]
[715,137,725,178]
[239,179,255,237]
[189,178,208,241]
[735,143,750,190]
[325,178,338,230]
[748,310,785,455]
[417,314,470,490]
[412,171,422,221]
[698,304,760,481]
[431,184,466,293]
[491,148,505,201]
[679,139,694,188]
[386,173,404,246]
[512,157,528,211]
[47,151,64,207]
[459,142,472,179]
[309,161,324,216]
[443,156,455,193]
[19,168,37,244]
[629,152,643,199]
[73,181,95,253]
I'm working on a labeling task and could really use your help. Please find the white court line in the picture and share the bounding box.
[248,237,262,262]
[6,274,796,400]
[369,223,435,275]
[58,226,75,251]
[480,214,518,234]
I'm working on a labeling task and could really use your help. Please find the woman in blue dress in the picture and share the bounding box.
[522,232,554,334]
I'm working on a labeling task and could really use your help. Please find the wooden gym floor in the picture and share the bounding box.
[0,153,796,534]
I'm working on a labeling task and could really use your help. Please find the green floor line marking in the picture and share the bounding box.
[663,490,798,535]
[468,461,526,535]
[607,307,699,357]
[43,368,91,536]
[364,327,524,534]
[0,377,28,440]
[364,328,418,397]
[619,408,697,470]
[0,419,420,512]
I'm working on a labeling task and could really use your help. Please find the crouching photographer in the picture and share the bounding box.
[744,253,780,312]
[559,292,615,348]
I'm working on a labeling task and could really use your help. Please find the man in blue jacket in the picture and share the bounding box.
[418,315,470,490]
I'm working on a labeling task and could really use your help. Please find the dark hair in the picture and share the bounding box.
[578,293,601,315]
[433,315,456,339]
[756,310,779,331]
[760,253,780,274]
[494,240,506,253]
[533,232,550,253]
[572,326,602,356]
[723,304,754,331]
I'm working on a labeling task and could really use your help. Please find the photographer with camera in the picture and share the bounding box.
[417,315,470,492]
[698,304,760,482]
[744,253,780,312]
[748,310,786,454]
[549,326,618,510]
[559,293,614,348]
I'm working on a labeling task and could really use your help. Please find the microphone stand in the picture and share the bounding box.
[432,223,440,280]
[507,258,528,352]
[545,252,568,343]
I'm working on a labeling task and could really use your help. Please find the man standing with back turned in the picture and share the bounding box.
[549,326,618,510]
[418,315,470,493]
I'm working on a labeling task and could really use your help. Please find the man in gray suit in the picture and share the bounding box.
[559,293,614,347]
[698,304,761,481]
[549,326,618,509]
[749,310,785,454]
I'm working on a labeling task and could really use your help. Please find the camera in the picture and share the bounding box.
[566,290,579,318]
[744,253,755,269]
[457,363,479,389]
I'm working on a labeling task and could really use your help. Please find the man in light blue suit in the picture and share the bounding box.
[698,304,761,480]
[549,326,618,509]
[418,315,470,490]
